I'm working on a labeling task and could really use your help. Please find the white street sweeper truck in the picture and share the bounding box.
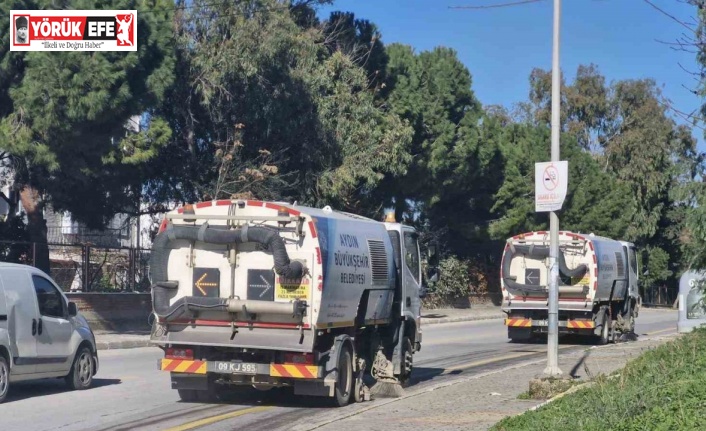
[500,231,640,344]
[148,199,438,406]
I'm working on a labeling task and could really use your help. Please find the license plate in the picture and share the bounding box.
[214,361,258,374]
[534,320,548,326]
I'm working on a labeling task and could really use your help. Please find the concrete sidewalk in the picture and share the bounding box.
[93,304,504,350]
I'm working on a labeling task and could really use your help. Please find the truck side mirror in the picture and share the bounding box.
[427,267,440,284]
[427,244,439,266]
[68,301,78,317]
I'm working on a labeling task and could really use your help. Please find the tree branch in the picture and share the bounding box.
[643,0,696,33]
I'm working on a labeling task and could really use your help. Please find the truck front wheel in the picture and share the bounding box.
[598,311,610,345]
[400,337,413,385]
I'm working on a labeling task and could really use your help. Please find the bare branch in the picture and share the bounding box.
[678,61,702,78]
[657,98,706,133]
[682,84,699,97]
[656,38,684,46]
[643,0,696,33]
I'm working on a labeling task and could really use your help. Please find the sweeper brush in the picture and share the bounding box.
[369,379,406,398]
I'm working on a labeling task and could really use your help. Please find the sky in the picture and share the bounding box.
[316,0,705,149]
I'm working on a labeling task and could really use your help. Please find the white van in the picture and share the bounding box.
[0,263,98,403]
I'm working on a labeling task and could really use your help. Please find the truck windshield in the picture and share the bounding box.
[403,231,420,284]
[629,247,638,275]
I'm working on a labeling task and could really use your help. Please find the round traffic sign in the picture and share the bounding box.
[543,165,559,191]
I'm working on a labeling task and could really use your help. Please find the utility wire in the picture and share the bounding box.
[449,0,544,10]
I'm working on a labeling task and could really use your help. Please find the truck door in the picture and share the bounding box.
[32,275,73,374]
[0,269,37,375]
[401,228,422,320]
[625,245,639,299]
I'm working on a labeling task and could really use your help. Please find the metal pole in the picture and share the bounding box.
[545,0,563,377]
[84,245,90,292]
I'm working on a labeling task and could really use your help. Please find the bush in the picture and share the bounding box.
[422,253,502,308]
[423,255,472,308]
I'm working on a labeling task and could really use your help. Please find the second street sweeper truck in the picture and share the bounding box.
[500,230,640,344]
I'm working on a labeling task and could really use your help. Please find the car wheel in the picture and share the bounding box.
[0,355,9,403]
[65,346,94,390]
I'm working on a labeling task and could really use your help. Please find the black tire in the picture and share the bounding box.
[333,347,353,407]
[597,312,610,345]
[65,346,94,390]
[400,337,413,385]
[624,300,636,334]
[197,383,222,403]
[0,355,9,404]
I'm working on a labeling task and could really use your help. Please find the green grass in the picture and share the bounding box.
[492,328,706,431]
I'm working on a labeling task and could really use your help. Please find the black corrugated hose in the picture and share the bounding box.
[501,244,588,295]
[149,223,305,321]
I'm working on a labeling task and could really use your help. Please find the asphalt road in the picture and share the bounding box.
[1,308,677,431]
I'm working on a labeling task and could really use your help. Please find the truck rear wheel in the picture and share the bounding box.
[333,347,353,407]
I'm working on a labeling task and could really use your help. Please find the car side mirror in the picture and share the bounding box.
[68,301,78,317]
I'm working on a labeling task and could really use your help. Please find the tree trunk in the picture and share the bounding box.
[19,185,50,274]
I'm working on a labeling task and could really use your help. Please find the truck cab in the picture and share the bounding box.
[384,222,425,351]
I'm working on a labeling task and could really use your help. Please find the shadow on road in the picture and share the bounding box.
[406,366,447,385]
[188,369,450,409]
[5,378,122,403]
[510,332,641,347]
[421,313,448,319]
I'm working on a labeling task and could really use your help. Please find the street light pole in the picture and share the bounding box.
[545,0,563,377]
